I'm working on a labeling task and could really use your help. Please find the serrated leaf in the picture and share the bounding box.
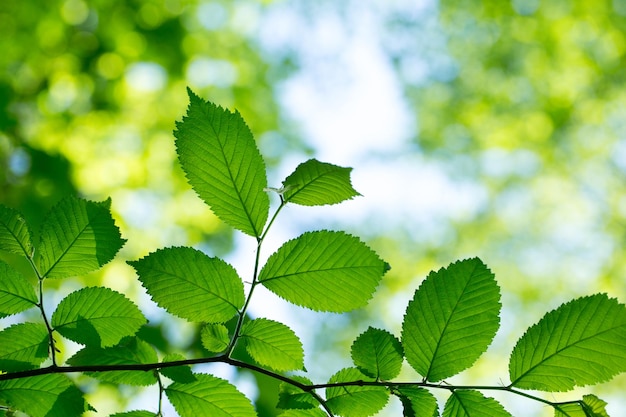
[351,327,403,380]
[51,287,146,347]
[554,394,610,417]
[165,373,257,417]
[128,246,244,323]
[395,387,438,417]
[281,159,361,206]
[67,337,158,386]
[0,205,33,256]
[259,231,388,312]
[326,367,389,417]
[401,258,501,382]
[174,88,269,237]
[0,323,49,372]
[159,353,196,383]
[277,376,317,410]
[200,323,230,353]
[509,293,626,391]
[0,374,91,417]
[442,390,512,417]
[0,261,38,318]
[109,411,157,417]
[36,196,125,279]
[239,318,304,372]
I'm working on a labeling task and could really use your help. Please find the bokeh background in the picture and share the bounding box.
[1,0,625,415]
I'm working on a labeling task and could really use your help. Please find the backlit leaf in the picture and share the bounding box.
[554,394,610,417]
[0,261,38,318]
[166,373,257,417]
[128,246,244,323]
[174,88,269,237]
[200,323,230,353]
[51,287,146,347]
[395,387,438,417]
[351,327,403,380]
[259,231,388,312]
[281,159,361,206]
[279,410,327,417]
[326,367,389,417]
[0,204,33,256]
[277,376,317,410]
[159,353,196,383]
[36,196,125,279]
[509,293,626,391]
[0,323,49,372]
[239,318,304,372]
[401,258,500,381]
[110,412,157,417]
[442,390,512,417]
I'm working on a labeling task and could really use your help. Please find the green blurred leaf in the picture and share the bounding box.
[277,376,317,410]
[509,293,626,391]
[279,409,327,417]
[67,337,158,386]
[401,258,501,381]
[351,327,403,380]
[0,260,38,318]
[0,205,33,256]
[128,246,244,323]
[281,159,361,206]
[239,318,304,372]
[159,353,196,384]
[200,323,230,353]
[165,373,257,417]
[326,367,389,417]
[51,287,146,347]
[174,88,269,238]
[259,231,388,312]
[0,374,91,417]
[109,411,157,417]
[0,323,48,372]
[395,387,439,417]
[442,390,512,417]
[36,196,125,279]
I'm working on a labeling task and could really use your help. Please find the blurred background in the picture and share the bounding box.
[1,0,625,415]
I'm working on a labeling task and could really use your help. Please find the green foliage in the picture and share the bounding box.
[0,91,624,417]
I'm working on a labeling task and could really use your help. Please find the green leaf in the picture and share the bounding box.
[326,367,389,417]
[395,387,438,417]
[351,327,403,380]
[174,88,269,237]
[554,395,610,417]
[67,337,158,386]
[109,411,157,417]
[279,410,327,417]
[0,205,33,256]
[200,323,230,353]
[277,376,317,410]
[159,353,197,383]
[401,258,501,381]
[165,373,257,417]
[0,323,49,372]
[128,246,244,323]
[239,318,304,372]
[259,231,388,312]
[51,287,146,347]
[509,293,626,391]
[442,390,512,417]
[0,374,91,417]
[281,159,361,206]
[36,196,125,279]
[0,261,38,318]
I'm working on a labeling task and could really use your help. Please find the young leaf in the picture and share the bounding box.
[0,374,91,417]
[401,258,501,382]
[0,260,38,318]
[0,323,49,372]
[36,196,125,279]
[351,327,403,380]
[51,287,146,347]
[0,204,33,256]
[509,293,626,391]
[165,373,257,417]
[277,376,317,410]
[281,159,361,206]
[174,88,269,238]
[159,353,196,383]
[200,323,230,353]
[128,247,244,323]
[67,337,158,386]
[239,318,305,372]
[395,387,438,417]
[326,367,389,417]
[442,390,512,417]
[259,231,389,312]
